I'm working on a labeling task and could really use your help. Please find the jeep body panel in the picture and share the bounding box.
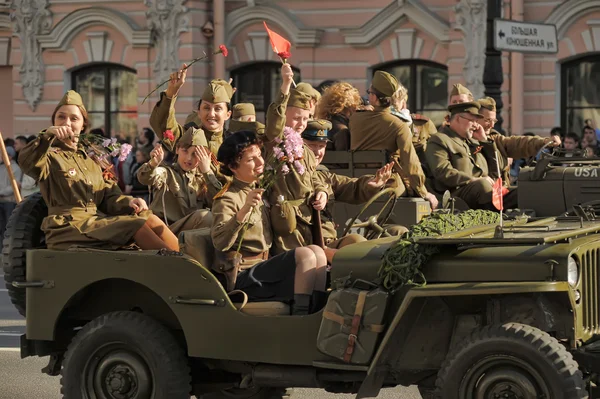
[25,249,329,365]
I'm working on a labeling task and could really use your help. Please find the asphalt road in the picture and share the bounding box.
[0,272,421,399]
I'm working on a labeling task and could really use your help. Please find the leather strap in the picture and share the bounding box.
[344,290,368,363]
[322,310,384,333]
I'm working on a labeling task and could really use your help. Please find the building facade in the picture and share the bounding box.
[0,0,599,141]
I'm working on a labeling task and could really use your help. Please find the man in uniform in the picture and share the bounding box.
[296,82,321,118]
[228,103,265,135]
[350,70,438,209]
[473,97,560,197]
[301,119,395,262]
[425,101,498,210]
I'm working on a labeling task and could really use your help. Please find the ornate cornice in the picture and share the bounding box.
[341,0,449,47]
[11,0,52,111]
[226,4,322,47]
[546,0,600,39]
[37,7,152,50]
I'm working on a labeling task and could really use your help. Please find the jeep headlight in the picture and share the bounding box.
[568,257,579,287]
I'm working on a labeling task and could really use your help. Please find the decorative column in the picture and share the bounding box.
[145,0,189,84]
[11,0,52,111]
[483,0,504,132]
[455,0,487,100]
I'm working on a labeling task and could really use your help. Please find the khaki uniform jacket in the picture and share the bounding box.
[150,92,223,156]
[315,165,379,243]
[211,177,272,267]
[263,91,328,253]
[425,126,489,193]
[482,131,547,185]
[19,132,149,250]
[137,161,221,225]
[349,107,427,197]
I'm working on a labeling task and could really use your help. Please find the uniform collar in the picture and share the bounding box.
[172,162,201,179]
[374,106,391,113]
[232,176,257,190]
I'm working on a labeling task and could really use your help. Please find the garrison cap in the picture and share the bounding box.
[179,126,208,147]
[296,82,321,101]
[448,101,483,117]
[371,71,399,97]
[301,119,332,142]
[450,83,473,99]
[55,90,86,113]
[288,88,312,110]
[228,120,265,135]
[201,79,233,103]
[232,103,256,119]
[478,96,496,112]
[184,111,201,128]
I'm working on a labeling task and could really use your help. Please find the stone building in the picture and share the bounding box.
[0,0,599,140]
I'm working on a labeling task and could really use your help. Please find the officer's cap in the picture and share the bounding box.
[301,119,332,142]
[448,101,483,118]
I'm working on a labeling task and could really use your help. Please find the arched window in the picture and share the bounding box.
[562,55,600,136]
[231,62,301,120]
[373,61,448,127]
[72,64,138,141]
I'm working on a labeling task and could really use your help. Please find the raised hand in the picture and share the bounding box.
[195,145,212,173]
[368,162,394,188]
[165,63,188,98]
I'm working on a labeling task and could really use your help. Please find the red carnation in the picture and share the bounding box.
[163,130,175,141]
[219,44,228,57]
[277,51,291,60]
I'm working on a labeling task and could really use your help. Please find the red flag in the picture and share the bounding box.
[492,178,504,211]
[263,21,292,59]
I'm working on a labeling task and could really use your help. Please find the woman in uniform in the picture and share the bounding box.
[19,90,179,252]
[211,131,328,315]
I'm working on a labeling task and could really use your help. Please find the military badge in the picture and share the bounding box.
[68,168,76,177]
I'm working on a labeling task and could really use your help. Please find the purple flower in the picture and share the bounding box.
[102,139,112,148]
[273,137,282,144]
[281,164,290,174]
[119,143,132,162]
[111,138,117,145]
[273,146,284,160]
[293,160,305,175]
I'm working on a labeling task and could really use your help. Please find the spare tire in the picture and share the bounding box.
[2,193,47,316]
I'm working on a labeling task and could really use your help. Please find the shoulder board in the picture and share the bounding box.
[411,113,429,121]
[213,180,232,200]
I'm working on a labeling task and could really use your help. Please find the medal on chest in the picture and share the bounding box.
[68,168,77,177]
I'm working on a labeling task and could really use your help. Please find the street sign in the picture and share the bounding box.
[493,19,558,54]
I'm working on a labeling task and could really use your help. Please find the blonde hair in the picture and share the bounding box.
[315,82,362,120]
[391,83,408,110]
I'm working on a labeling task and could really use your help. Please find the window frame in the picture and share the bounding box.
[561,54,600,136]
[372,59,448,118]
[71,63,137,138]
[230,61,301,113]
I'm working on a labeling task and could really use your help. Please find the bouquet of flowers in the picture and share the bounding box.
[259,126,305,190]
[79,133,133,180]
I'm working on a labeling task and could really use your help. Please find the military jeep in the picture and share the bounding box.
[4,192,600,399]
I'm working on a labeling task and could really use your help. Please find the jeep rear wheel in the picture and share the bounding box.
[2,192,47,316]
[60,311,190,399]
[435,323,587,399]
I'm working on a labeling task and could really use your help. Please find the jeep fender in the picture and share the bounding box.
[356,281,574,399]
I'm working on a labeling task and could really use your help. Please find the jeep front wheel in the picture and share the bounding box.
[435,323,587,399]
[60,311,190,399]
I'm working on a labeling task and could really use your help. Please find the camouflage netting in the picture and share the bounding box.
[378,210,500,291]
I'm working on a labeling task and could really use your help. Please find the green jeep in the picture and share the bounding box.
[4,191,600,399]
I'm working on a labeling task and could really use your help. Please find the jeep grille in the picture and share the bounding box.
[581,248,600,333]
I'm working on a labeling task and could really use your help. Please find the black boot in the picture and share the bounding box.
[291,294,311,315]
[310,291,328,313]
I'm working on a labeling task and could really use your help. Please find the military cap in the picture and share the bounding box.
[371,71,399,97]
[179,126,208,147]
[288,88,312,110]
[232,103,256,119]
[448,101,483,117]
[478,96,496,112]
[296,82,321,101]
[228,120,265,135]
[201,79,233,104]
[55,90,86,113]
[450,83,473,98]
[301,119,332,142]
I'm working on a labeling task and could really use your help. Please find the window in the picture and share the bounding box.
[562,55,600,136]
[231,62,301,120]
[374,61,448,127]
[72,64,138,141]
